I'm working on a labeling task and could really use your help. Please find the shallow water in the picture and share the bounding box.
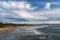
[0,25,60,40]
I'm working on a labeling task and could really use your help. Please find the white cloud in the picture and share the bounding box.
[18,2,27,9]
[14,10,35,18]
[45,2,51,9]
[33,8,60,20]
[0,1,32,9]
[0,1,37,21]
[0,1,60,22]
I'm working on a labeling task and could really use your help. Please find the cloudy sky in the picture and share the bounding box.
[0,0,60,23]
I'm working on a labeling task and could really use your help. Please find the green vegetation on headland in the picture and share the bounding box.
[0,22,48,28]
[0,22,60,28]
[0,22,16,28]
